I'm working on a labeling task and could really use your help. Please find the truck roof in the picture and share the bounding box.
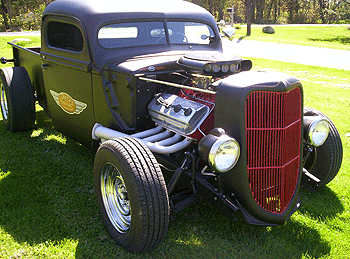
[43,0,215,24]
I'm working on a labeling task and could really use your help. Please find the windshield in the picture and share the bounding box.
[98,20,215,49]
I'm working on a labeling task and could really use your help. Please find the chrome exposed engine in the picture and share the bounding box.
[147,92,211,138]
[145,68,218,140]
[144,53,245,140]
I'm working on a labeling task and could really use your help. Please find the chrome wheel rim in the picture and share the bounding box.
[0,82,8,120]
[100,163,131,233]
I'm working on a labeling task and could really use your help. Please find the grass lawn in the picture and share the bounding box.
[0,36,349,258]
[0,36,41,71]
[234,25,350,50]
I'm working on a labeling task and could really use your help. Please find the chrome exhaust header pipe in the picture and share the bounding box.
[92,123,192,154]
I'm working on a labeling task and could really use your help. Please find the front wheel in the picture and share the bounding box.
[93,138,170,253]
[303,107,343,188]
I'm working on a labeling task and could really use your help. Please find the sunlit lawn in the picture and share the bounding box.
[234,25,350,50]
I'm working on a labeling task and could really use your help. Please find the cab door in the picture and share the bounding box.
[41,16,94,146]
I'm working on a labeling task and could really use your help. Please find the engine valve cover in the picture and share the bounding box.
[148,93,210,137]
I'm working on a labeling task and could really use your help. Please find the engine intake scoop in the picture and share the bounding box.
[177,53,242,76]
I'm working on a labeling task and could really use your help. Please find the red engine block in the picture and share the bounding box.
[178,89,215,140]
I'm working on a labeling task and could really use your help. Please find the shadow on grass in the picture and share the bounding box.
[298,187,344,220]
[0,111,341,258]
[143,200,332,259]
[308,36,350,45]
[0,113,121,256]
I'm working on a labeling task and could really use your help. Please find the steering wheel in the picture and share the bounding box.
[170,32,188,43]
[155,32,189,44]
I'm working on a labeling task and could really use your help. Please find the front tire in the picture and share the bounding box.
[93,138,170,253]
[303,107,343,187]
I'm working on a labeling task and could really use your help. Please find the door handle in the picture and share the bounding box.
[41,63,49,69]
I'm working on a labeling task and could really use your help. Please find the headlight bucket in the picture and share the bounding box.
[304,116,330,147]
[198,128,240,173]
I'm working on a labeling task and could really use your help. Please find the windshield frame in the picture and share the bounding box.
[97,19,217,50]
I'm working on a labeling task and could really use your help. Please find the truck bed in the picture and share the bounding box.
[9,42,46,108]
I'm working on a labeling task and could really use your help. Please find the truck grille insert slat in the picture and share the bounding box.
[246,88,301,214]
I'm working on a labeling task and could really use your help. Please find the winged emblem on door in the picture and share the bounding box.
[50,90,87,115]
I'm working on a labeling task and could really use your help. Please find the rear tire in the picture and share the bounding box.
[93,138,170,253]
[303,107,343,187]
[0,67,35,131]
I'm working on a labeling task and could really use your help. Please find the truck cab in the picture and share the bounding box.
[39,0,226,145]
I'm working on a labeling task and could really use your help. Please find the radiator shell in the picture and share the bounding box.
[214,71,303,225]
[246,89,301,214]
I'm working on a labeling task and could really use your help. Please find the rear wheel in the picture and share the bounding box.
[93,137,170,253]
[303,107,343,187]
[0,67,35,131]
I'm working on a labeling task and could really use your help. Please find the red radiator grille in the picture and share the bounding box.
[246,88,301,213]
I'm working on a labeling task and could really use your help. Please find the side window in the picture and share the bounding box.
[47,21,84,52]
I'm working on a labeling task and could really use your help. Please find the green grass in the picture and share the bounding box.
[0,36,350,258]
[234,25,350,50]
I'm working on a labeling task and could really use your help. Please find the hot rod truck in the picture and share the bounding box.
[0,0,343,253]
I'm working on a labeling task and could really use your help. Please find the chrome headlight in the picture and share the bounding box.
[209,135,240,172]
[199,129,240,173]
[304,116,330,147]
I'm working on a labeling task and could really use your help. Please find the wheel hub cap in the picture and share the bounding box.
[100,163,131,233]
[0,83,8,120]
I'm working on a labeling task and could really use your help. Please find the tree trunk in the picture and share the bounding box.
[208,0,214,15]
[288,0,297,23]
[251,0,256,23]
[255,0,265,23]
[246,0,252,36]
[318,0,326,23]
[266,0,275,22]
[274,0,278,22]
[1,0,9,30]
[216,0,225,21]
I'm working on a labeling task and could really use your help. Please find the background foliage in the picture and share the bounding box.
[1,0,350,32]
[189,0,350,24]
[0,0,53,31]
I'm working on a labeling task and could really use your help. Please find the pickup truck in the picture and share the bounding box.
[0,0,343,253]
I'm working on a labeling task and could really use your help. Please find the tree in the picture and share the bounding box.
[1,0,10,30]
[0,0,54,31]
[246,0,252,35]
[239,0,253,35]
[2,0,350,32]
